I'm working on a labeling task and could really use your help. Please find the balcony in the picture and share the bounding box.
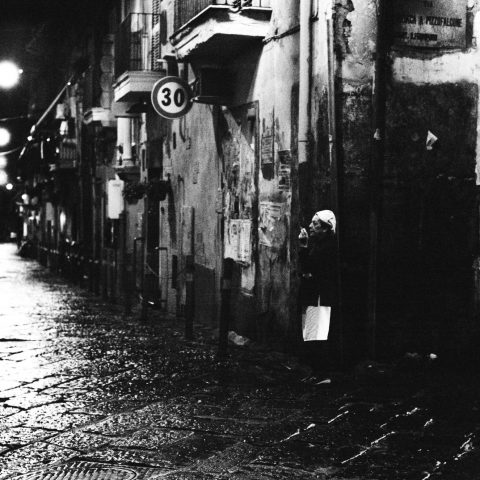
[113,13,166,103]
[52,139,77,171]
[114,158,140,183]
[171,0,272,61]
[84,35,116,126]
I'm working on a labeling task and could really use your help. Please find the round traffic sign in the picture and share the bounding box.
[151,76,193,119]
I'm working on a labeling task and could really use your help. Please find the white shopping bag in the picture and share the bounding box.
[302,297,331,341]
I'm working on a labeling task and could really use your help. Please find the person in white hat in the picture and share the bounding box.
[298,210,338,376]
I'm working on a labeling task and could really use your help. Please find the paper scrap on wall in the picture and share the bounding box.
[224,219,252,265]
[261,129,274,167]
[426,130,438,150]
[259,201,284,248]
[238,220,251,264]
[278,150,291,191]
[224,219,240,260]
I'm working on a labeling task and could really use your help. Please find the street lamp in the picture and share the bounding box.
[0,61,22,89]
[0,170,8,186]
[0,128,11,147]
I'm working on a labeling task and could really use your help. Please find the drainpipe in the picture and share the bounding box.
[326,1,344,365]
[298,0,313,165]
[367,0,388,360]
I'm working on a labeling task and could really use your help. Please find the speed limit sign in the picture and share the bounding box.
[151,76,193,119]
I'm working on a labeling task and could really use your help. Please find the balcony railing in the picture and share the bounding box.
[115,13,161,79]
[57,140,77,169]
[174,0,271,32]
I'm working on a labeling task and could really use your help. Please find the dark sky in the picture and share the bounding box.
[0,0,103,180]
[0,0,102,117]
[0,1,107,122]
[0,2,62,118]
[0,1,83,61]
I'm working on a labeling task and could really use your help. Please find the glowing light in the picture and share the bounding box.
[6,183,13,190]
[0,155,6,168]
[21,193,29,203]
[0,128,10,147]
[59,120,69,136]
[0,170,8,185]
[0,61,21,89]
[60,211,67,231]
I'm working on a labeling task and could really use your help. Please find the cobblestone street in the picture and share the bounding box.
[0,243,479,479]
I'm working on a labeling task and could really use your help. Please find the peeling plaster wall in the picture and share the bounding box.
[155,1,301,344]
[154,0,480,356]
[383,82,477,356]
[384,6,480,356]
[234,1,299,343]
[392,10,480,182]
[155,0,223,321]
[160,103,221,324]
[206,2,299,342]
[305,0,377,360]
[309,0,480,358]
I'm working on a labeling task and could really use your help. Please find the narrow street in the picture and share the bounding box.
[0,243,478,479]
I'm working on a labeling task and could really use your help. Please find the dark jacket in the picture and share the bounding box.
[299,234,338,307]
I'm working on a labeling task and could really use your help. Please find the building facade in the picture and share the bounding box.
[18,0,480,363]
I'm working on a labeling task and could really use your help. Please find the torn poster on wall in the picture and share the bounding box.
[222,106,256,220]
[278,150,292,191]
[239,220,252,264]
[224,219,252,265]
[261,114,275,181]
[259,201,287,248]
[261,126,274,167]
[224,219,239,260]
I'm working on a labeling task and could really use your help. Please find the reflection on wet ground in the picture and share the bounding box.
[0,243,479,479]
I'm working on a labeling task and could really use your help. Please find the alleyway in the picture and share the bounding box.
[0,243,479,479]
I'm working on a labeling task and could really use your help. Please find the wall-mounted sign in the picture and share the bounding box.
[393,0,467,49]
[151,76,193,120]
[107,179,124,219]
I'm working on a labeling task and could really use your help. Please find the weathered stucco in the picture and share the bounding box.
[152,0,480,359]
[155,1,301,343]
[320,0,480,357]
[291,0,480,359]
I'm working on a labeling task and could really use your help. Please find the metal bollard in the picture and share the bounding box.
[185,255,195,340]
[134,237,147,322]
[94,260,100,294]
[218,258,233,358]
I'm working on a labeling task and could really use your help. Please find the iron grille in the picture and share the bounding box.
[115,13,161,78]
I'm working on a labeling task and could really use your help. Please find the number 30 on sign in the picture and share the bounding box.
[151,76,193,119]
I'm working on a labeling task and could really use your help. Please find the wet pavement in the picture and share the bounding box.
[0,243,479,479]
